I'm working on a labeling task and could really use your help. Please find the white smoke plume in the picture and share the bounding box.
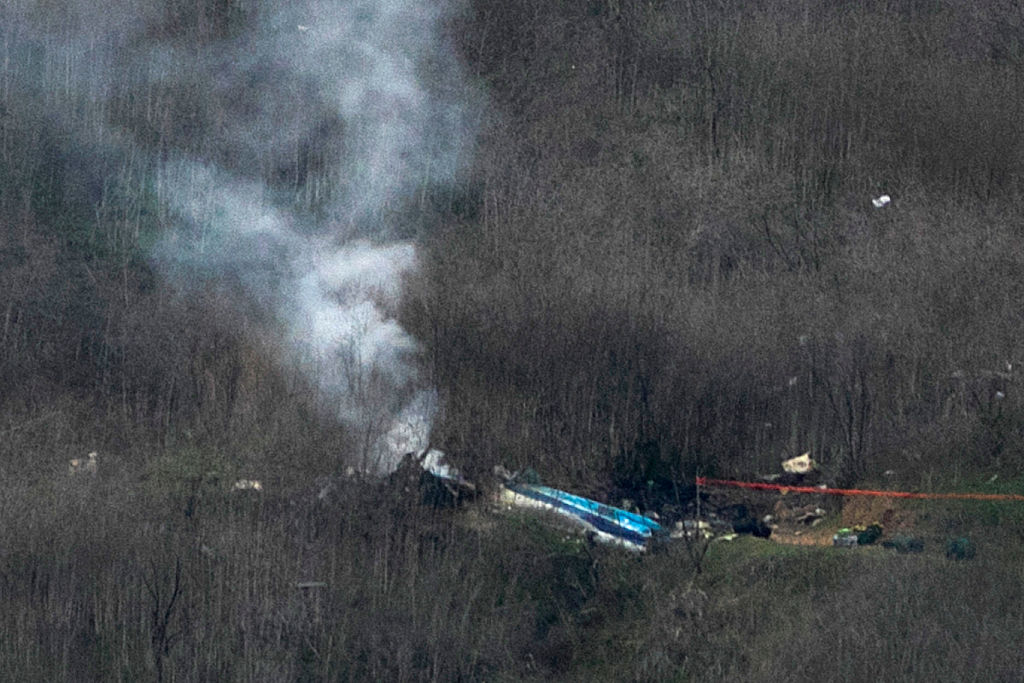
[5,0,475,471]
[153,1,472,471]
[155,160,437,470]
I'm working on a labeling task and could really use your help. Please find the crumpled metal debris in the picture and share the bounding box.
[782,452,818,475]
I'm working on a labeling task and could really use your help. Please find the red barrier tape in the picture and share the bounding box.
[695,477,1024,502]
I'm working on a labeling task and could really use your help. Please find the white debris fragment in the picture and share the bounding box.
[781,452,817,475]
[419,449,467,485]
[69,451,98,476]
[871,194,891,208]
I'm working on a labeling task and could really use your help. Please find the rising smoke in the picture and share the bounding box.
[5,0,476,471]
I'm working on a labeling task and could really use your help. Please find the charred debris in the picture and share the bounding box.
[382,449,773,552]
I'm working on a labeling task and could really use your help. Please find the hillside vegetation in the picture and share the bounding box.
[421,0,1024,490]
[3,0,1024,679]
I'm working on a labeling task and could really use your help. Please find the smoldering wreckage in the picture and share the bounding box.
[65,444,960,557]
[380,449,960,556]
[376,448,797,553]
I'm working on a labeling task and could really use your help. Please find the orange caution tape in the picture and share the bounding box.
[695,477,1024,502]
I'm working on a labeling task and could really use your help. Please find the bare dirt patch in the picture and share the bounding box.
[766,494,919,546]
[839,495,917,534]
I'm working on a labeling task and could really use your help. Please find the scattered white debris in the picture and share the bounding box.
[995,390,1006,401]
[871,194,891,208]
[297,25,311,32]
[69,451,98,476]
[671,519,712,540]
[232,479,263,491]
[795,507,827,525]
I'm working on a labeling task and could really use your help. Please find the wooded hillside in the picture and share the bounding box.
[5,3,1024,680]
[4,0,1024,490]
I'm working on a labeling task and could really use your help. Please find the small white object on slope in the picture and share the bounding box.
[872,194,891,208]
[69,451,98,476]
[782,451,817,475]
